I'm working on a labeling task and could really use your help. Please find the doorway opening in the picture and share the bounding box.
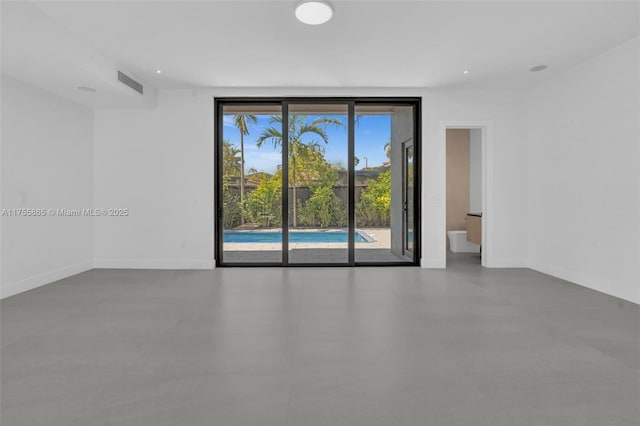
[215,98,421,267]
[444,125,489,267]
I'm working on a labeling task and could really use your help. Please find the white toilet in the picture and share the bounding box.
[447,230,480,253]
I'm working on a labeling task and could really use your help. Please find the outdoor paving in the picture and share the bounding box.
[223,249,407,264]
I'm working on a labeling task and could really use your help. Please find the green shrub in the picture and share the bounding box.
[244,173,282,227]
[298,184,346,228]
[222,176,242,229]
[356,170,391,226]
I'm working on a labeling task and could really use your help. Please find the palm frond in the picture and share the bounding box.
[269,115,283,125]
[233,114,257,136]
[256,127,283,149]
[310,117,344,129]
[298,124,329,145]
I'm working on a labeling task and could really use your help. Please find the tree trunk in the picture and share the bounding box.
[240,133,245,225]
[292,183,297,228]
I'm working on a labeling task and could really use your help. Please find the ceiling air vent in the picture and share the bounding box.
[117,71,143,94]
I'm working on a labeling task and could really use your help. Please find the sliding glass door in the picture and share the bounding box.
[219,103,283,264]
[216,98,420,266]
[286,103,349,264]
[353,104,416,263]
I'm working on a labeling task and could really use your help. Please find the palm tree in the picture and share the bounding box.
[233,114,257,224]
[256,115,342,227]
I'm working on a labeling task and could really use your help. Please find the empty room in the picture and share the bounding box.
[1,1,639,425]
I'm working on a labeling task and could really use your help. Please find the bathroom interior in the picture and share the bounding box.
[446,129,482,264]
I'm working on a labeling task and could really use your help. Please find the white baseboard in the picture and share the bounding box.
[1,260,93,299]
[486,258,528,268]
[422,256,526,269]
[421,258,446,268]
[528,260,639,305]
[93,258,215,269]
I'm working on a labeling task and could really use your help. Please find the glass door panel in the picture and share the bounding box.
[354,105,415,263]
[221,104,282,264]
[286,104,349,264]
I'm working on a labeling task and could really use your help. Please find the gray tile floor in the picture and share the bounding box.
[1,253,639,426]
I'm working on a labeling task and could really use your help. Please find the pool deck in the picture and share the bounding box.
[222,228,409,263]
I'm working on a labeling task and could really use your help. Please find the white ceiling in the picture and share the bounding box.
[2,1,638,108]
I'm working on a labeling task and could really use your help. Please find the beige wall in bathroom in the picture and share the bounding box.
[446,129,470,249]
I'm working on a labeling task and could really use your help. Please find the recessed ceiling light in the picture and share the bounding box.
[77,86,96,92]
[463,70,470,75]
[295,1,333,25]
[156,69,162,74]
[530,65,548,72]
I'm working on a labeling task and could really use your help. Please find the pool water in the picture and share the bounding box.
[224,230,373,243]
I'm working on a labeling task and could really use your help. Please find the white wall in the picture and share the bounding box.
[469,128,482,213]
[92,87,528,270]
[93,90,214,268]
[527,37,640,304]
[1,75,94,298]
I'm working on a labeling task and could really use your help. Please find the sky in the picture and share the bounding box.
[223,114,391,175]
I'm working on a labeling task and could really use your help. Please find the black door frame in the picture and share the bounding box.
[215,97,421,267]
[402,139,415,259]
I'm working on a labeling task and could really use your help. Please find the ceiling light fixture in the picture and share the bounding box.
[77,86,96,92]
[156,69,163,74]
[463,70,470,75]
[530,65,548,72]
[295,1,333,25]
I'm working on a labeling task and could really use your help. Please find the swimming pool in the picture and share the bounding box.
[224,230,374,243]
